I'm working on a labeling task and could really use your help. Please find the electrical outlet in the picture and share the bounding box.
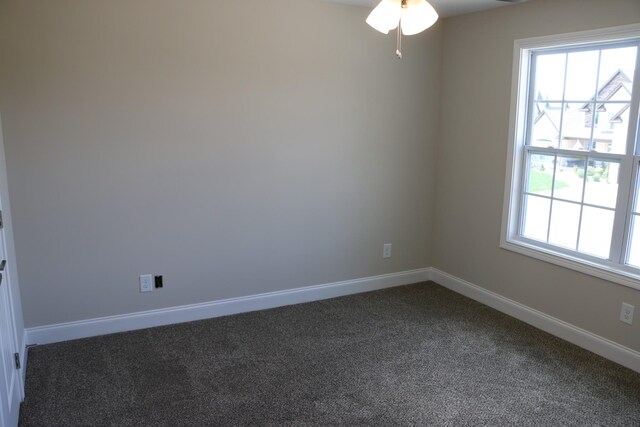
[139,274,153,293]
[154,275,163,289]
[620,303,634,325]
[383,243,392,259]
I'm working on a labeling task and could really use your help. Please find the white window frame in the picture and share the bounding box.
[501,24,640,291]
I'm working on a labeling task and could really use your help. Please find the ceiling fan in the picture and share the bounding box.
[367,0,529,58]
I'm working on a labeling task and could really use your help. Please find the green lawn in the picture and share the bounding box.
[529,169,568,193]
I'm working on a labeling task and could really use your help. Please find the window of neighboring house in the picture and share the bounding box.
[501,24,640,290]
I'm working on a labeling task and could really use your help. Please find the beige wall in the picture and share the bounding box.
[0,0,441,327]
[434,0,640,351]
[3,0,640,356]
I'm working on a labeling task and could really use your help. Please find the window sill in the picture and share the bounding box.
[500,238,640,292]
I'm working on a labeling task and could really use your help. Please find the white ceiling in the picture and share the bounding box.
[324,0,514,18]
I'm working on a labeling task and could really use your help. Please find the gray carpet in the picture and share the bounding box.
[19,282,640,426]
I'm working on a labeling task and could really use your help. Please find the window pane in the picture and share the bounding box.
[633,162,640,213]
[531,102,561,147]
[565,50,599,101]
[578,206,614,258]
[598,46,636,103]
[593,102,630,154]
[554,156,585,202]
[627,215,640,268]
[534,53,566,102]
[526,153,556,196]
[548,200,580,250]
[635,169,640,213]
[522,195,550,242]
[560,103,591,151]
[513,39,640,280]
[583,160,619,209]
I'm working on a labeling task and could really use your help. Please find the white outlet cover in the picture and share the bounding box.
[140,274,153,293]
[383,244,392,259]
[620,303,634,325]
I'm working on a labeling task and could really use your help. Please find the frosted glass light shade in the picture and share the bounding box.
[366,0,438,36]
[400,0,438,35]
[365,0,401,34]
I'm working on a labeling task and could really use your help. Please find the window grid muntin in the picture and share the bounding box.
[529,46,633,154]
[532,40,639,60]
[520,39,639,263]
[627,214,640,267]
[587,50,602,151]
[623,159,640,266]
[501,26,640,291]
[521,149,621,258]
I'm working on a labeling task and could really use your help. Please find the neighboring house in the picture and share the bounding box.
[532,69,632,153]
[580,69,632,127]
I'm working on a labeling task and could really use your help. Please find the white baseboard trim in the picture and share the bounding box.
[429,267,640,373]
[25,266,639,373]
[26,268,431,346]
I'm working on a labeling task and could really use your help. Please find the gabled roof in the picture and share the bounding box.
[611,104,630,123]
[533,108,560,132]
[580,70,632,111]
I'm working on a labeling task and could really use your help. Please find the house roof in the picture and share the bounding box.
[580,69,632,111]
[611,104,630,123]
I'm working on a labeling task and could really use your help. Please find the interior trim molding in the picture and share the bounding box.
[25,268,431,346]
[24,266,640,374]
[19,330,26,398]
[429,267,640,373]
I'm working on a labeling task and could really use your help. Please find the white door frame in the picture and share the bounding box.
[0,113,24,427]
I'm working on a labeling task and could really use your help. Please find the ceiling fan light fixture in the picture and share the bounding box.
[400,0,438,36]
[365,0,401,34]
[366,0,438,57]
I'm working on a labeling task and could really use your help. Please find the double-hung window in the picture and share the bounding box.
[502,24,640,289]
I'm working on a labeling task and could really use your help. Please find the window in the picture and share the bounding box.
[502,24,640,290]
